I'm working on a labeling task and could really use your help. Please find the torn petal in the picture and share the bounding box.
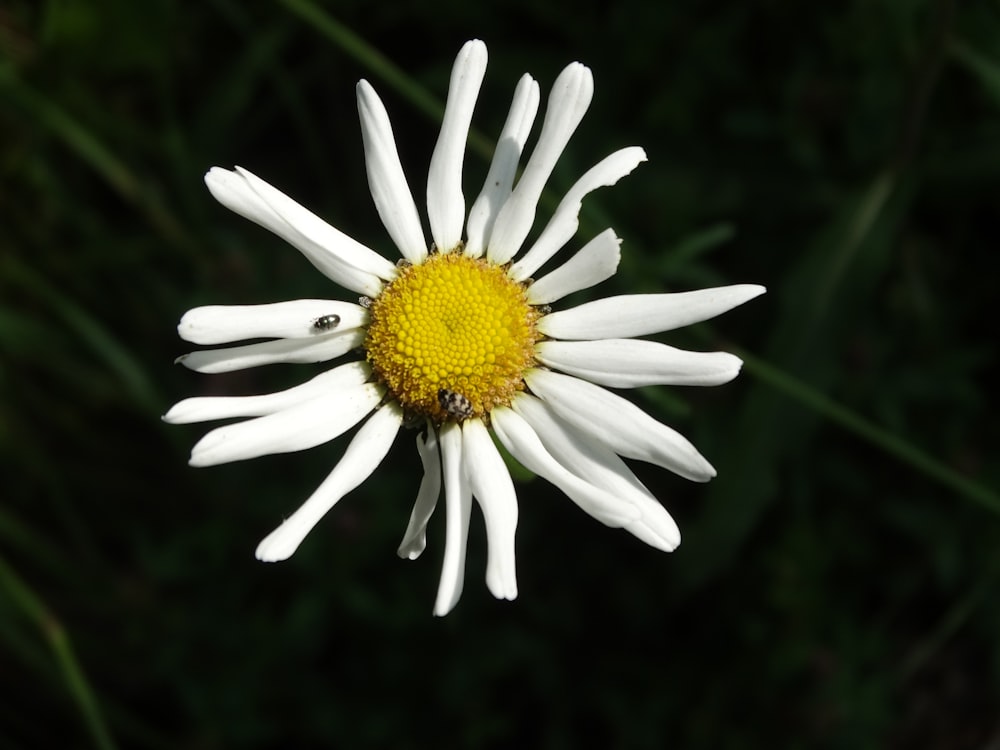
[487,62,594,265]
[398,426,442,560]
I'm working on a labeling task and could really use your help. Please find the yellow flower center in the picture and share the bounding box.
[365,251,540,423]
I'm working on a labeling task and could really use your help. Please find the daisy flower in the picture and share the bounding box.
[165,40,764,615]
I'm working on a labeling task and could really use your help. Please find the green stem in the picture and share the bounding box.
[275,0,495,161]
[0,556,118,750]
[739,350,1000,516]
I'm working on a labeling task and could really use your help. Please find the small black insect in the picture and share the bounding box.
[438,388,474,420]
[311,314,341,333]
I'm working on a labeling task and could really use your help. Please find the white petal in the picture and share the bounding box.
[510,147,645,281]
[178,300,368,345]
[525,229,620,305]
[233,167,398,281]
[356,80,427,264]
[434,422,473,617]
[175,328,365,373]
[538,284,767,340]
[205,167,390,297]
[255,401,403,562]
[536,339,743,388]
[189,382,384,467]
[512,393,680,551]
[464,74,540,258]
[489,406,639,527]
[163,361,372,424]
[427,40,487,254]
[398,427,441,560]
[462,418,518,601]
[487,63,594,265]
[524,368,716,482]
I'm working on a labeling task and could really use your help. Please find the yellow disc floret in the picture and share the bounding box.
[365,251,540,423]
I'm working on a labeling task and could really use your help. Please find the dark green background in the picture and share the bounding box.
[2,0,998,747]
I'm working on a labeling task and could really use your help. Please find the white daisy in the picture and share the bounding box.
[165,40,765,616]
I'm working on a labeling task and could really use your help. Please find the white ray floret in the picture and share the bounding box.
[255,401,404,563]
[164,362,371,424]
[539,284,767,340]
[512,393,680,551]
[176,328,365,373]
[524,368,716,482]
[510,146,647,281]
[189,382,385,467]
[490,406,641,527]
[205,168,389,297]
[397,428,442,560]
[233,167,398,281]
[464,73,540,258]
[427,39,487,253]
[178,300,368,345]
[535,339,743,388]
[462,418,518,601]
[434,423,473,617]
[526,229,621,305]
[487,62,594,264]
[357,80,427,264]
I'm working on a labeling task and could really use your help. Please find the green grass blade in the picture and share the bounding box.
[740,350,1000,516]
[2,256,162,415]
[0,556,118,750]
[0,66,192,252]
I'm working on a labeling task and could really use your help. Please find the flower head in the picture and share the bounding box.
[166,40,765,615]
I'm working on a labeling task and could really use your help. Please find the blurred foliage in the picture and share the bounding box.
[2,0,999,747]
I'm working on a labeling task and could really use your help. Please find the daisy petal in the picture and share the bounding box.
[255,401,403,562]
[524,368,716,482]
[178,300,368,345]
[462,418,518,601]
[189,382,384,467]
[538,284,767,340]
[175,328,365,373]
[205,167,390,297]
[434,422,473,616]
[357,80,427,264]
[510,147,646,281]
[487,63,594,265]
[490,406,640,527]
[233,167,398,281]
[163,361,372,424]
[464,74,540,258]
[398,427,442,560]
[427,40,487,254]
[536,339,743,388]
[525,229,620,305]
[513,393,680,551]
